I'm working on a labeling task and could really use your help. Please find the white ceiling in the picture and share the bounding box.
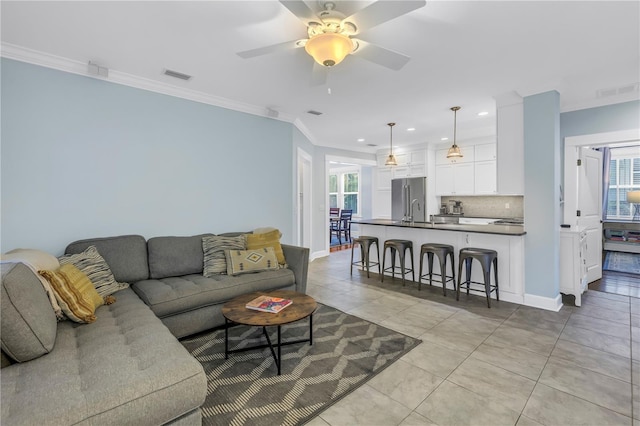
[2,1,639,153]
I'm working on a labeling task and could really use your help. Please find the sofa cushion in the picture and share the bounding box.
[65,235,148,283]
[132,269,296,318]
[0,288,206,425]
[1,263,57,362]
[225,247,279,276]
[39,264,104,324]
[148,234,213,279]
[245,229,286,266]
[59,246,129,297]
[202,235,246,276]
[1,248,64,319]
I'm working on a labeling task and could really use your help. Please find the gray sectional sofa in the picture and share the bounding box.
[1,233,310,425]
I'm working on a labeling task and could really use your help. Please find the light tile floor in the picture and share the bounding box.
[305,249,638,426]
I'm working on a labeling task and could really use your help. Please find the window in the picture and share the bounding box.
[329,168,360,215]
[607,147,640,219]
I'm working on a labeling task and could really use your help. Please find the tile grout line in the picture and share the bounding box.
[310,252,639,424]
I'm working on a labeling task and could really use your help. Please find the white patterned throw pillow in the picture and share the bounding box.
[225,247,279,276]
[202,235,246,276]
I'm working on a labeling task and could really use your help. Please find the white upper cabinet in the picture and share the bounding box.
[495,94,524,195]
[435,147,475,165]
[377,167,392,190]
[375,148,427,180]
[474,143,497,162]
[474,160,497,194]
[436,144,499,195]
[435,162,474,195]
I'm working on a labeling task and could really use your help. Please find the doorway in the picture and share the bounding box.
[325,155,376,254]
[297,148,312,248]
[564,128,640,297]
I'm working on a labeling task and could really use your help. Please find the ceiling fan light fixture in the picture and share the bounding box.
[304,33,353,67]
[446,106,463,159]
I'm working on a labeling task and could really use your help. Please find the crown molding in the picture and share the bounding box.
[1,42,317,142]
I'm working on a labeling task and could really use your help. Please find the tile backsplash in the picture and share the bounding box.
[440,196,524,219]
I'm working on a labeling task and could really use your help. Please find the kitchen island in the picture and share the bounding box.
[354,219,526,305]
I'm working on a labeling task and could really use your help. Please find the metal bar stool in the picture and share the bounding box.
[419,243,456,295]
[381,239,414,286]
[350,236,380,278]
[456,247,499,308]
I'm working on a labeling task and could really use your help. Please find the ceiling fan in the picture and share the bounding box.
[237,0,427,85]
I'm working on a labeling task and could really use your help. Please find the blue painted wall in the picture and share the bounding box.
[523,91,561,299]
[561,100,640,139]
[1,59,296,254]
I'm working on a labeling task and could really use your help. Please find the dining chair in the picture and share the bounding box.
[331,209,353,244]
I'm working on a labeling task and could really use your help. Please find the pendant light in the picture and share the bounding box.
[385,122,398,166]
[446,106,463,159]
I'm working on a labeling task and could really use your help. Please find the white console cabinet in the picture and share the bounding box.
[560,228,588,306]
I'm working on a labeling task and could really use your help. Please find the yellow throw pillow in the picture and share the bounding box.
[245,229,286,266]
[39,264,104,323]
[225,248,279,276]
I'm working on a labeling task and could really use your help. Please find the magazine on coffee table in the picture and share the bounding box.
[245,295,293,313]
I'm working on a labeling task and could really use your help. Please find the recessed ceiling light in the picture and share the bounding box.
[478,111,489,116]
[441,137,449,141]
[407,127,415,131]
[357,138,365,142]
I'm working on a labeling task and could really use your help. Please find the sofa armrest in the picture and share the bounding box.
[281,244,309,294]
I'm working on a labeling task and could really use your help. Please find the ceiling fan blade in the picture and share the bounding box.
[237,39,301,59]
[352,39,411,70]
[346,0,426,33]
[279,0,320,25]
[310,62,328,86]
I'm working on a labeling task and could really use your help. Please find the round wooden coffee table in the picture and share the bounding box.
[222,290,317,375]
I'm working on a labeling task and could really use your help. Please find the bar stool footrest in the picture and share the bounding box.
[458,280,498,294]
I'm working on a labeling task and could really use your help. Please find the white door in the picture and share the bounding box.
[577,147,603,283]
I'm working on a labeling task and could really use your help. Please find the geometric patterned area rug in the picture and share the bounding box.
[603,251,640,274]
[181,304,421,426]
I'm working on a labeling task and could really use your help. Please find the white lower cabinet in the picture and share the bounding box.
[461,232,522,299]
[359,224,525,305]
[560,229,588,306]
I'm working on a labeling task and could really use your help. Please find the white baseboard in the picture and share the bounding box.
[495,292,524,305]
[523,293,563,312]
[310,250,329,261]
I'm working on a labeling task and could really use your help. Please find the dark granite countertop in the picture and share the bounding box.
[354,219,527,236]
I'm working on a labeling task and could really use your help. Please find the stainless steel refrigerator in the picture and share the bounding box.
[392,177,427,222]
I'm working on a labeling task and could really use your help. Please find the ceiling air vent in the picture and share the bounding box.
[367,143,377,147]
[596,82,639,98]
[163,69,192,81]
[307,110,323,116]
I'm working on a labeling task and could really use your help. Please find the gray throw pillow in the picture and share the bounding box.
[202,235,246,276]
[1,263,57,362]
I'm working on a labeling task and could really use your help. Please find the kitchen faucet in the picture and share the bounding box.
[408,199,421,223]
